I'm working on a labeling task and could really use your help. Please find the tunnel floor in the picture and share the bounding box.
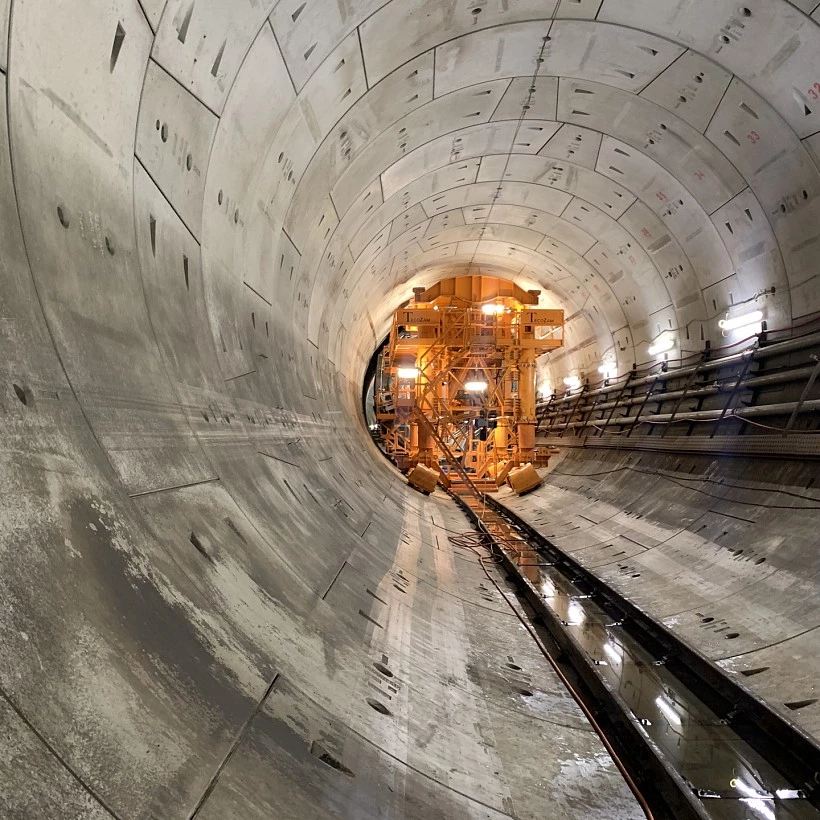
[186,491,642,820]
[189,495,643,820]
[2,483,642,820]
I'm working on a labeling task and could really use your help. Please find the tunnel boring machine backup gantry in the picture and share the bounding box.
[374,276,564,486]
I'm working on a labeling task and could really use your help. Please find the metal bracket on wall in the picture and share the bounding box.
[784,355,820,435]
[709,346,757,439]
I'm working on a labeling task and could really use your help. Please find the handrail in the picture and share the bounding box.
[539,328,820,411]
[537,365,816,419]
[548,398,820,432]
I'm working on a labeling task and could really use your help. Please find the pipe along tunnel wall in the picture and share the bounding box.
[1,0,820,817]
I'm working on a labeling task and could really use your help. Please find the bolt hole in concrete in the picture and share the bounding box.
[366,698,391,715]
[161,122,168,142]
[189,531,212,562]
[310,741,354,777]
[218,189,223,205]
[506,663,522,671]
[519,689,534,697]
[741,666,769,677]
[105,236,115,255]
[109,22,125,72]
[13,384,27,405]
[393,584,406,593]
[57,205,69,228]
[373,661,394,678]
[725,632,739,639]
[785,699,817,711]
[186,153,192,171]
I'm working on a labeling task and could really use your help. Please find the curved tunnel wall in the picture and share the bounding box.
[2,0,820,816]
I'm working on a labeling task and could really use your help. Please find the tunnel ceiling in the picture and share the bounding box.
[10,0,820,396]
[154,0,820,391]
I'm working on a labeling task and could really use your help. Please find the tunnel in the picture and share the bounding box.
[2,0,820,818]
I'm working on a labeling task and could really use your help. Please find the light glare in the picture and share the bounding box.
[465,380,488,391]
[740,799,775,820]
[655,695,682,726]
[397,367,419,379]
[567,601,585,625]
[719,309,763,331]
[603,642,622,663]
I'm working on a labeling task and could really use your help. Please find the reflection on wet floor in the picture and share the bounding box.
[475,511,818,820]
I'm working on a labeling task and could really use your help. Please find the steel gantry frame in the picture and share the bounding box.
[375,275,564,484]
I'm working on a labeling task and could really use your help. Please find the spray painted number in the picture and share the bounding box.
[808,83,820,100]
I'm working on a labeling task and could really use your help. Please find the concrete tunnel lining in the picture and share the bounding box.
[1,0,820,817]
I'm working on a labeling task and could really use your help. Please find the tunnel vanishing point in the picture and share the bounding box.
[3,0,820,818]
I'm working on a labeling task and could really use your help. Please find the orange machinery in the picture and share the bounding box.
[375,275,563,488]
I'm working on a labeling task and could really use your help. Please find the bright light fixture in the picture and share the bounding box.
[538,383,552,398]
[647,332,675,356]
[465,381,488,391]
[598,362,617,378]
[481,303,504,314]
[718,309,763,331]
[655,695,682,726]
[563,375,581,390]
[397,367,419,379]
